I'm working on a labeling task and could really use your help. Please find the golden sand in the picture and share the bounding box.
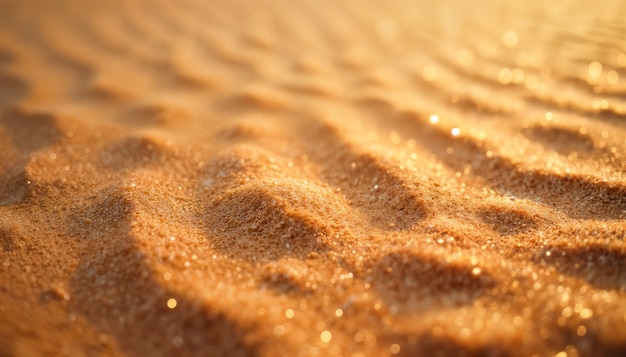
[1,0,625,356]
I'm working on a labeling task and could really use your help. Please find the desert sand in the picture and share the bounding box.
[1,0,626,356]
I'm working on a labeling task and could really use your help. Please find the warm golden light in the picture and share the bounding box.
[1,1,624,356]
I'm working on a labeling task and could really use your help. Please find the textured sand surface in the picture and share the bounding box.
[1,0,626,356]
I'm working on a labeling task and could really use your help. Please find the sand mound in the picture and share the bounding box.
[1,0,626,356]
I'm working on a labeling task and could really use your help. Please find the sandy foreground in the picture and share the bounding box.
[1,0,625,356]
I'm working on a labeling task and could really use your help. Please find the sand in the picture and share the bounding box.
[1,0,625,356]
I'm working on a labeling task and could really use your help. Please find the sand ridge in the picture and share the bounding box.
[1,0,626,356]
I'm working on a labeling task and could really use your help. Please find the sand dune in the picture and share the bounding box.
[1,0,626,356]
